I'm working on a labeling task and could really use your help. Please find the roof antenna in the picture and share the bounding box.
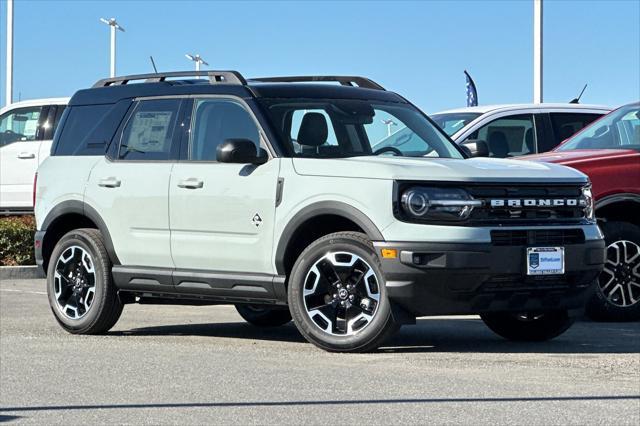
[149,56,159,74]
[570,84,587,104]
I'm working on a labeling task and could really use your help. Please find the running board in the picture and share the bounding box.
[112,266,287,305]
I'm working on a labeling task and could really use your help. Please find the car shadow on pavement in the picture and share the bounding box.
[381,318,640,354]
[113,317,640,354]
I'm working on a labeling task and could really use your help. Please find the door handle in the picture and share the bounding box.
[17,152,35,159]
[177,178,204,189]
[98,177,121,188]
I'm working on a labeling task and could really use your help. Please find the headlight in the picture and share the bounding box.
[582,184,595,222]
[399,186,482,222]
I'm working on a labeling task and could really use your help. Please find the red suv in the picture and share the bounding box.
[521,102,640,321]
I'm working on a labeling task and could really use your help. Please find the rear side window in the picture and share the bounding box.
[49,105,67,140]
[118,99,181,161]
[548,113,603,149]
[54,101,130,156]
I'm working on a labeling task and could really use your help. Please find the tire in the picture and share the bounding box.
[481,310,575,341]
[46,228,123,334]
[235,304,292,327]
[288,231,399,352]
[586,221,640,322]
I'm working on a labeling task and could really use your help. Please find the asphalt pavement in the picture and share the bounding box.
[1,278,639,425]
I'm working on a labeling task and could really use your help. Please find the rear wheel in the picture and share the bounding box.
[481,310,575,341]
[586,221,640,322]
[235,304,292,327]
[288,232,398,352]
[46,228,123,334]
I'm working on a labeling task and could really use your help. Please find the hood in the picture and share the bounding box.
[291,156,588,183]
[520,149,639,165]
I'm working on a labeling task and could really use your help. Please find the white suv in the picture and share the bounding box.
[0,98,69,213]
[34,72,605,352]
[374,104,610,159]
[433,104,611,157]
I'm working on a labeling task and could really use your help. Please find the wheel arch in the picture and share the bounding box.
[274,201,384,276]
[595,193,640,227]
[40,200,120,272]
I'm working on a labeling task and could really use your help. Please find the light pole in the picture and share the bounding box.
[185,54,209,72]
[100,17,125,78]
[382,119,397,137]
[5,0,14,106]
[533,0,543,103]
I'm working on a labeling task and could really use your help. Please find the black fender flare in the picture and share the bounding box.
[274,201,384,275]
[595,193,640,210]
[41,200,121,265]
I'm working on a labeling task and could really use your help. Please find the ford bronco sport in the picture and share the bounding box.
[34,71,605,352]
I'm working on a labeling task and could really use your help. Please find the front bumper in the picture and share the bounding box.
[373,239,605,316]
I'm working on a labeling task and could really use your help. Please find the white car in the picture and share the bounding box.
[34,71,605,352]
[374,104,610,158]
[431,104,611,157]
[0,97,69,213]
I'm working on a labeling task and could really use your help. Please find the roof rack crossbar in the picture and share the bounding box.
[92,71,247,88]
[248,76,385,91]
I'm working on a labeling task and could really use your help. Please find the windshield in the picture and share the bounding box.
[431,112,481,136]
[259,99,463,159]
[557,103,640,151]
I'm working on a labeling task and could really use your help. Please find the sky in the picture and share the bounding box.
[0,0,639,112]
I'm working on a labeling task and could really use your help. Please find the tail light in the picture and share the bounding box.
[33,172,38,208]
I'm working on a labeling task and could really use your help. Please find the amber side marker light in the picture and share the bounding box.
[381,248,398,259]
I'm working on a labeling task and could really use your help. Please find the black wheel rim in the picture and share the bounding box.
[599,240,640,307]
[53,246,97,320]
[302,251,381,336]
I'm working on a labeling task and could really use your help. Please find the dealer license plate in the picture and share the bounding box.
[526,247,565,275]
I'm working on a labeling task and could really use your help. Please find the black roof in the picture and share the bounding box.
[69,71,406,106]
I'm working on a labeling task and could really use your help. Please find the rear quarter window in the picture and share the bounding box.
[53,100,131,156]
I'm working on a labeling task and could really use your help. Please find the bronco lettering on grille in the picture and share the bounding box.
[490,199,586,208]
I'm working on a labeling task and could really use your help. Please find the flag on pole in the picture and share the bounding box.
[464,70,478,107]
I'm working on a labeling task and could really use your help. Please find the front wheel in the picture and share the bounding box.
[481,310,575,341]
[235,304,292,327]
[288,232,399,352]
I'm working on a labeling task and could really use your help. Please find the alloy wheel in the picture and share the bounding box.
[599,240,640,307]
[53,246,97,319]
[303,251,380,336]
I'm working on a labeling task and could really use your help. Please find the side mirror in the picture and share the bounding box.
[217,139,268,164]
[459,144,472,157]
[461,139,489,157]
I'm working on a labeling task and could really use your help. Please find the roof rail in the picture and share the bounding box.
[92,71,247,88]
[248,76,385,91]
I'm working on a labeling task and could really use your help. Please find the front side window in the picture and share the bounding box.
[189,99,260,161]
[118,99,181,160]
[431,112,481,136]
[467,114,536,157]
[260,99,462,159]
[0,106,43,146]
[558,104,640,151]
[290,109,338,154]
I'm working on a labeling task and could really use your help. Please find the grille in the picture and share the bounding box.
[491,229,585,246]
[467,184,586,225]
